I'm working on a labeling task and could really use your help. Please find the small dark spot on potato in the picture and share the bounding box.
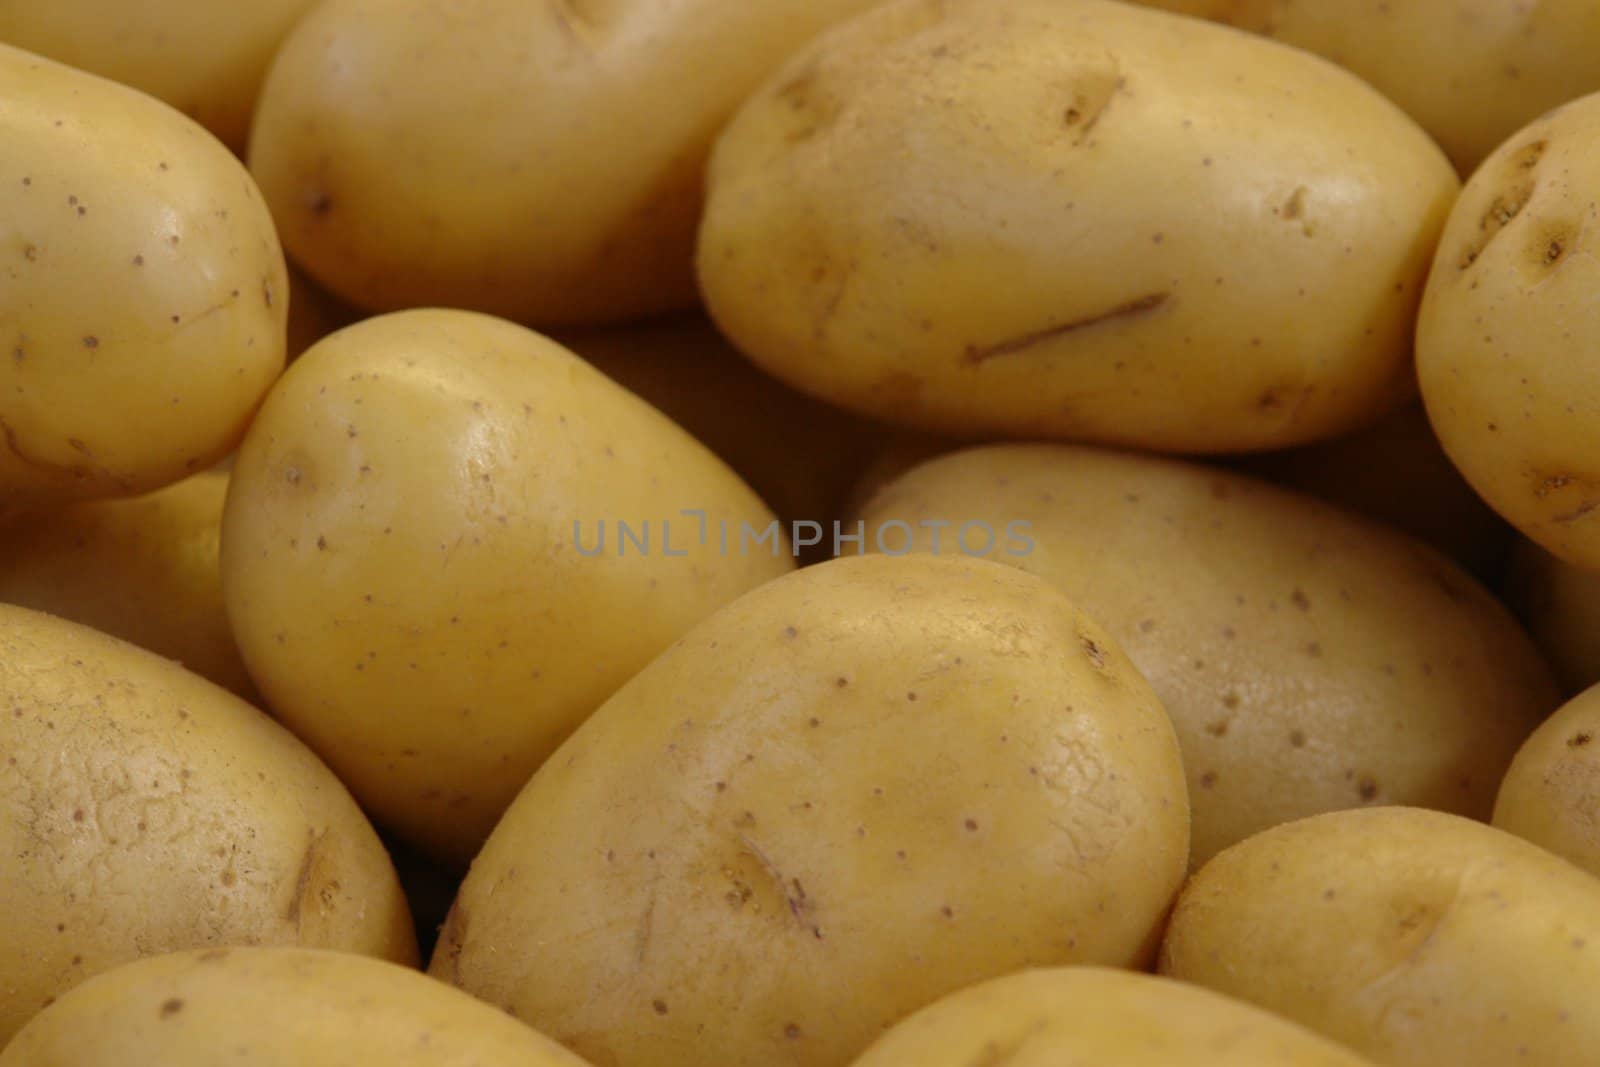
[1199,771,1217,790]
[652,999,668,1015]
[784,1024,803,1040]
[1290,730,1307,748]
[964,818,979,832]
[160,998,184,1019]
[1358,777,1379,802]
[81,336,98,348]
[1570,732,1593,748]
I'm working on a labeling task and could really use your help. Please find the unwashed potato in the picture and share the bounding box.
[854,444,1558,865]
[848,967,1378,1067]
[1,948,590,1067]
[1418,92,1600,571]
[221,309,792,864]
[0,46,286,507]
[699,0,1457,452]
[1505,538,1600,696]
[1493,684,1600,880]
[1161,808,1600,1067]
[0,0,320,154]
[248,0,885,326]
[433,554,1189,1067]
[1130,0,1600,174]
[0,604,417,1047]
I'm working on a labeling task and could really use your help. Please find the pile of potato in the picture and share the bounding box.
[2,1,1599,1064]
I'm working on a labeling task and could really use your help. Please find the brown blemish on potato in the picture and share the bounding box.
[784,1023,804,1040]
[1569,732,1593,748]
[159,998,184,1019]
[1358,777,1380,802]
[434,900,468,980]
[1199,771,1217,789]
[1289,730,1307,748]
[1459,181,1534,269]
[963,293,1171,364]
[652,998,668,1015]
[1061,72,1123,146]
[286,829,328,925]
[1079,634,1107,669]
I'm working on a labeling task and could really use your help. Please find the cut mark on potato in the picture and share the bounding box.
[1458,181,1536,270]
[962,292,1171,364]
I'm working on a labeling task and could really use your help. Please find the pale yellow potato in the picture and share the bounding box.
[0,471,254,699]
[0,46,286,507]
[432,554,1189,1067]
[1160,807,1600,1067]
[248,0,883,326]
[0,0,319,153]
[855,444,1557,865]
[221,309,792,864]
[1,947,590,1066]
[1418,93,1600,571]
[0,604,417,1047]
[1493,685,1600,880]
[699,0,1457,452]
[1505,539,1600,695]
[849,967,1377,1067]
[1131,0,1600,174]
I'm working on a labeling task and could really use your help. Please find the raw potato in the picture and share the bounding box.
[0,604,417,1047]
[1130,0,1600,174]
[0,0,320,153]
[1,947,591,1066]
[1418,93,1600,571]
[1505,538,1600,695]
[0,471,254,699]
[699,0,1458,452]
[432,554,1189,1067]
[854,444,1558,865]
[221,309,792,864]
[0,46,287,506]
[848,967,1378,1067]
[248,0,883,326]
[1160,808,1600,1067]
[1493,685,1600,880]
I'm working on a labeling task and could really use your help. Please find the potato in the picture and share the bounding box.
[1417,93,1600,571]
[221,309,792,864]
[248,0,883,326]
[1,947,589,1066]
[1160,808,1600,1066]
[848,967,1377,1067]
[1129,0,1600,174]
[0,46,286,507]
[1493,685,1600,880]
[0,0,319,153]
[1505,538,1600,696]
[854,444,1557,865]
[0,471,253,699]
[0,603,416,1047]
[432,554,1189,1067]
[698,0,1457,452]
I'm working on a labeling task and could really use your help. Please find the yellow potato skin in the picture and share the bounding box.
[1493,686,1600,880]
[0,604,417,1047]
[855,444,1557,865]
[432,554,1189,1067]
[848,967,1377,1067]
[1160,808,1600,1067]
[1505,539,1600,695]
[1,948,590,1067]
[0,46,286,507]
[1418,94,1600,571]
[221,309,791,864]
[698,0,1457,452]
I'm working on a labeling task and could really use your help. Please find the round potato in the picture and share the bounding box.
[0,46,287,507]
[1160,808,1600,1067]
[849,967,1377,1067]
[855,444,1557,865]
[1418,93,1600,571]
[698,0,1457,452]
[1,947,590,1066]
[1493,685,1600,880]
[1505,538,1600,696]
[432,554,1189,1067]
[221,309,792,864]
[0,603,416,1047]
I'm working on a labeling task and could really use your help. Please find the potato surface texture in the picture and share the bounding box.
[1493,685,1600,881]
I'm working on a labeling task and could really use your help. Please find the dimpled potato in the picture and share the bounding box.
[0,46,287,506]
[848,967,1378,1067]
[698,0,1457,452]
[855,444,1557,865]
[0,604,417,1047]
[1,947,591,1067]
[1505,539,1600,695]
[432,554,1189,1067]
[1160,808,1600,1067]
[1493,686,1600,880]
[221,309,792,864]
[1418,93,1600,571]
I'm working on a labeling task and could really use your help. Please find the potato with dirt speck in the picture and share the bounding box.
[0,604,417,1048]
[1505,538,1600,695]
[1493,685,1600,881]
[854,444,1558,865]
[1,947,591,1066]
[1161,808,1600,1067]
[0,46,287,507]
[697,0,1457,453]
[431,554,1189,1067]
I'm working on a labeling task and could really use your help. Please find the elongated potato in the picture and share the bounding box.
[1505,538,1600,696]
[0,45,287,506]
[1160,808,1600,1067]
[1493,685,1600,880]
[433,554,1189,1067]
[0,604,416,1047]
